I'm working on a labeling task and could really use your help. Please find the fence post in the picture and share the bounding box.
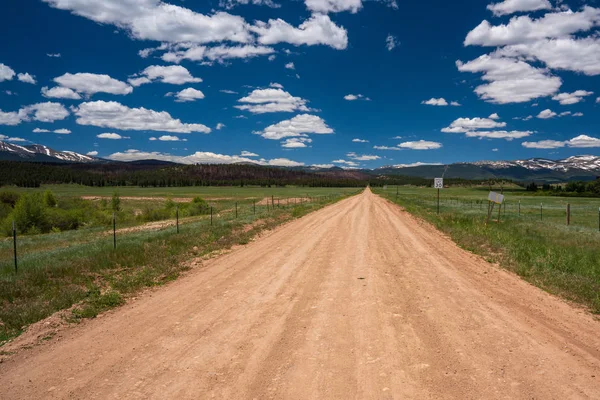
[271,195,275,210]
[518,201,521,217]
[210,206,213,226]
[566,203,570,226]
[113,212,116,249]
[253,200,256,215]
[540,203,543,221]
[12,221,17,274]
[176,205,179,233]
[437,188,440,214]
[235,202,238,219]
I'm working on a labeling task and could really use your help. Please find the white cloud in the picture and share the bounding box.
[373,145,401,150]
[551,90,594,105]
[216,123,225,130]
[220,89,238,94]
[492,148,499,152]
[450,101,461,106]
[169,88,205,102]
[332,159,359,167]
[496,37,600,76]
[465,7,600,47]
[220,0,280,9]
[41,86,82,100]
[312,163,334,168]
[161,44,275,64]
[17,73,36,84]
[344,94,370,101]
[487,0,551,17]
[157,135,184,141]
[268,55,276,61]
[18,102,70,123]
[107,149,303,166]
[0,134,27,143]
[559,111,571,117]
[387,162,442,168]
[522,135,600,149]
[281,137,312,148]
[386,34,398,51]
[537,109,556,119]
[54,73,133,96]
[489,113,500,119]
[347,152,380,161]
[573,112,583,117]
[43,0,253,44]
[421,98,448,106]
[269,82,283,89]
[86,151,98,156]
[97,132,129,140]
[285,62,295,70]
[73,101,211,133]
[0,110,23,126]
[398,140,442,150]
[456,55,561,104]
[352,138,369,143]
[54,128,71,134]
[0,64,16,82]
[255,114,333,140]
[33,128,51,133]
[465,130,532,140]
[236,88,311,114]
[597,97,600,103]
[47,53,61,58]
[251,14,348,50]
[305,0,362,14]
[241,150,258,157]
[566,135,600,148]
[129,65,201,86]
[522,139,565,149]
[442,116,506,133]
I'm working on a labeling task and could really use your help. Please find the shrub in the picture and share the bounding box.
[43,190,58,207]
[0,190,20,207]
[10,193,49,234]
[111,192,121,212]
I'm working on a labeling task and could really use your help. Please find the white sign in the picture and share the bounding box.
[488,191,504,204]
[434,178,444,189]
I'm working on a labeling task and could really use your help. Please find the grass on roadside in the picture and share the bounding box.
[0,191,359,344]
[374,187,600,314]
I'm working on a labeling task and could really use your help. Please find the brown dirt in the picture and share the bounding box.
[1,188,599,399]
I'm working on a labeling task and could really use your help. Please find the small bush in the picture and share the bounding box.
[43,190,57,207]
[10,193,49,234]
[0,190,20,207]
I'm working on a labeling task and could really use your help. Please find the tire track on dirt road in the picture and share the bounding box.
[0,189,598,399]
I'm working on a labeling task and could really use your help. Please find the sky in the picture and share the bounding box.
[0,0,599,169]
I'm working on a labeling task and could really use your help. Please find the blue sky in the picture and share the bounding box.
[0,0,599,169]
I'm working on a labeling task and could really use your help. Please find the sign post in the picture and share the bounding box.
[486,191,505,225]
[434,178,443,214]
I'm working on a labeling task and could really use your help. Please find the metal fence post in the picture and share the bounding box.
[12,221,17,273]
[113,212,116,249]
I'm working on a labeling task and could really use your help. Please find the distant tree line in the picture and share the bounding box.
[524,179,600,197]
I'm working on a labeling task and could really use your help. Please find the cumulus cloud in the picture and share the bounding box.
[465,130,532,140]
[0,134,27,142]
[398,140,442,150]
[456,55,561,103]
[17,73,36,84]
[255,114,333,140]
[161,44,275,64]
[387,162,443,168]
[352,138,369,143]
[551,90,594,105]
[54,128,71,134]
[219,0,280,9]
[305,0,362,14]
[344,94,370,101]
[47,53,61,58]
[346,152,380,161]
[465,7,600,47]
[168,88,205,102]
[97,133,129,140]
[0,64,16,82]
[251,14,348,50]
[281,137,312,148]
[220,89,238,94]
[332,159,359,167]
[270,82,283,89]
[129,65,202,86]
[235,88,311,114]
[312,163,334,168]
[18,102,70,123]
[41,86,82,100]
[107,149,303,166]
[536,109,557,119]
[241,150,258,157]
[0,110,23,126]
[87,151,98,156]
[54,73,133,96]
[285,62,295,70]
[487,0,551,17]
[421,98,452,106]
[489,113,500,119]
[216,123,226,130]
[523,135,600,149]
[73,101,211,133]
[386,34,398,51]
[442,116,506,133]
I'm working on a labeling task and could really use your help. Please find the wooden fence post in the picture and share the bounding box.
[566,203,570,226]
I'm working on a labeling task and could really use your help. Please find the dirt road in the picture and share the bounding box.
[1,189,599,399]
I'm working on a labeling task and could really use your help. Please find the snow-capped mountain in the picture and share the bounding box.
[471,156,600,172]
[0,141,100,163]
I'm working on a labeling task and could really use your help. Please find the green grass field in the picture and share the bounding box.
[374,186,600,313]
[0,185,361,345]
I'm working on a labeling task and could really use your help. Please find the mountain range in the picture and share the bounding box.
[0,140,598,182]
